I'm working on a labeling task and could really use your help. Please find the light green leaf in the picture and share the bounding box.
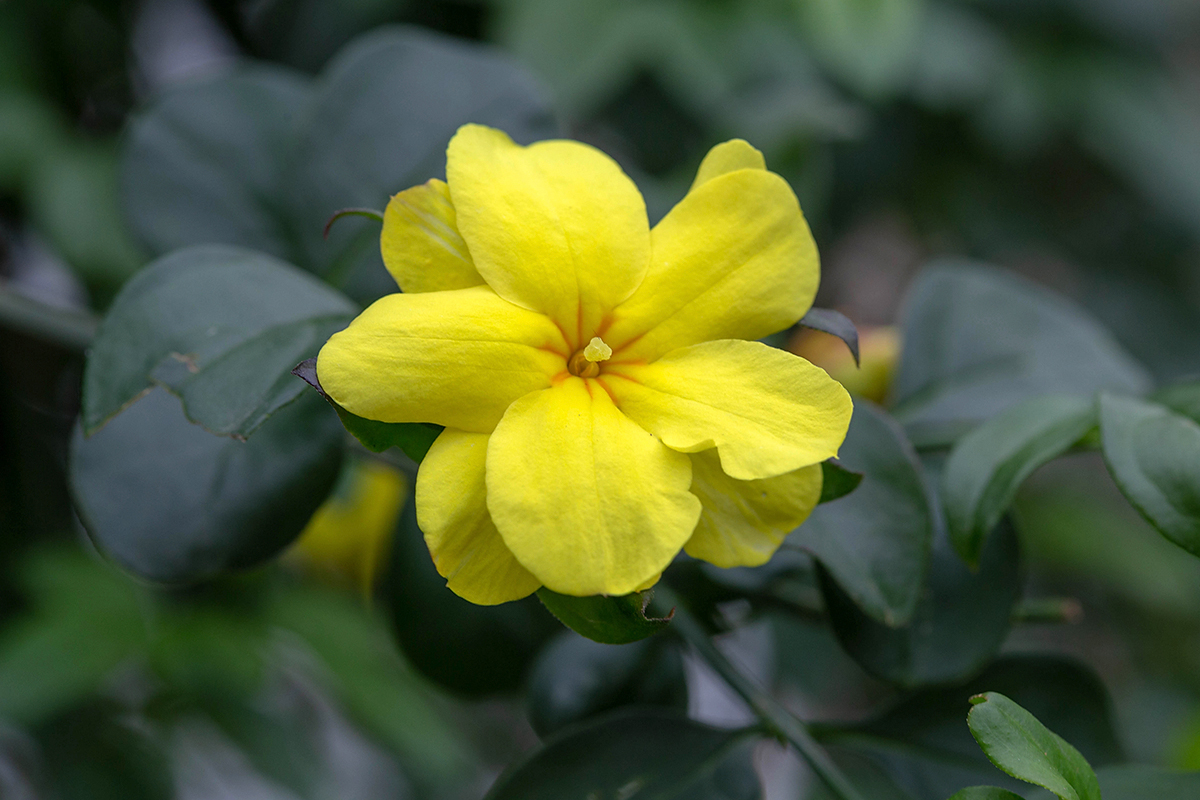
[1099,393,1200,557]
[943,394,1096,565]
[948,788,1025,800]
[82,245,356,439]
[967,692,1101,800]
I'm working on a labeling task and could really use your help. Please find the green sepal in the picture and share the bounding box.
[819,458,863,504]
[293,357,441,462]
[536,588,673,645]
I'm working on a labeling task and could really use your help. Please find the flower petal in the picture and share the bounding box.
[685,450,822,568]
[416,429,540,604]
[602,339,852,480]
[446,124,650,346]
[381,179,484,293]
[486,377,700,596]
[690,138,766,190]
[603,161,818,362]
[317,286,567,433]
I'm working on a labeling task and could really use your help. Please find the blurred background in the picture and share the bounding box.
[3,0,1200,798]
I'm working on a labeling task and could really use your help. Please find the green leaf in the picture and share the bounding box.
[287,26,557,297]
[482,709,758,800]
[1152,379,1200,424]
[820,507,1020,688]
[382,491,559,697]
[1092,765,1200,799]
[943,394,1096,565]
[800,307,860,365]
[121,66,313,262]
[893,262,1150,436]
[1099,393,1200,557]
[814,655,1123,799]
[537,588,673,645]
[792,401,933,627]
[122,28,557,304]
[526,632,687,737]
[266,585,473,786]
[71,388,344,583]
[948,789,1025,800]
[967,693,1101,800]
[819,458,863,504]
[82,245,356,439]
[292,357,440,462]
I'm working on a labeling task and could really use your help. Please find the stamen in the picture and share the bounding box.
[568,336,612,377]
[583,337,613,363]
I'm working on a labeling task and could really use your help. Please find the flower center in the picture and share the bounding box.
[567,336,613,378]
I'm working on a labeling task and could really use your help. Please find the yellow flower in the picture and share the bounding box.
[287,459,407,599]
[317,124,852,604]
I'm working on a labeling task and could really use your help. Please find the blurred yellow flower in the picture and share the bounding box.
[789,324,900,403]
[287,459,406,599]
[317,124,852,603]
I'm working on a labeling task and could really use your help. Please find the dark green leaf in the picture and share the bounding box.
[948,789,1025,800]
[71,388,344,583]
[792,401,933,626]
[1099,393,1200,557]
[121,67,312,261]
[819,459,863,504]
[282,25,558,299]
[943,394,1096,565]
[820,507,1020,688]
[967,692,1100,800]
[1093,765,1200,799]
[815,655,1123,799]
[893,262,1150,434]
[292,357,441,462]
[383,490,559,697]
[82,245,356,439]
[1152,379,1200,424]
[482,709,758,800]
[526,632,688,737]
[537,588,673,645]
[800,307,860,365]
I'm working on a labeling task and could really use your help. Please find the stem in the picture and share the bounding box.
[655,586,867,800]
[0,283,97,350]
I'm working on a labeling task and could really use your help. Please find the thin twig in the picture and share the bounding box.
[654,585,867,800]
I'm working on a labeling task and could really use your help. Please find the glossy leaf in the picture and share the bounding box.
[1099,393,1200,557]
[383,490,559,697]
[483,709,758,800]
[967,692,1101,800]
[293,357,440,462]
[893,262,1150,436]
[792,401,933,626]
[943,394,1096,565]
[537,589,673,645]
[821,506,1020,689]
[526,632,687,737]
[71,388,344,583]
[819,459,863,504]
[800,307,860,365]
[82,245,356,439]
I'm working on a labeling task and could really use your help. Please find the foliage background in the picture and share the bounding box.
[2,0,1200,798]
